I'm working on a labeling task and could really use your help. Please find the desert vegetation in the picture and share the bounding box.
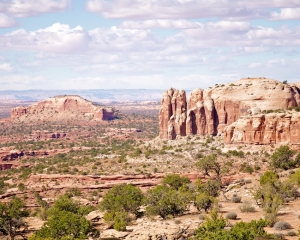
[1,100,300,239]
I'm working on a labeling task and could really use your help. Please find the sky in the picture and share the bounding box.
[0,0,299,90]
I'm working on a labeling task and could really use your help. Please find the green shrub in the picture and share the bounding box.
[194,193,215,213]
[193,211,270,240]
[195,152,203,159]
[239,163,254,174]
[29,195,98,240]
[99,184,143,215]
[195,179,221,197]
[289,168,300,185]
[113,211,128,231]
[30,211,97,240]
[0,197,29,240]
[145,185,191,219]
[162,174,191,190]
[260,171,279,185]
[17,183,26,192]
[196,154,222,180]
[99,184,143,231]
[270,145,297,170]
[228,150,244,158]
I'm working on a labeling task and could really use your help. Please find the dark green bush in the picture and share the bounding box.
[145,185,191,219]
[270,145,297,170]
[162,174,191,190]
[193,211,270,240]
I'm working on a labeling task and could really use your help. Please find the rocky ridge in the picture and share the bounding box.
[159,78,300,145]
[10,95,114,122]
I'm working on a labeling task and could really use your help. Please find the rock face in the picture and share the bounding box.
[11,95,114,122]
[159,78,300,143]
[159,88,187,139]
[224,112,300,145]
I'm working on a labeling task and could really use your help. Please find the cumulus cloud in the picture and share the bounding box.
[271,8,300,20]
[0,23,90,54]
[1,20,299,89]
[0,13,17,28]
[86,0,299,20]
[119,19,202,29]
[0,63,13,72]
[0,0,71,18]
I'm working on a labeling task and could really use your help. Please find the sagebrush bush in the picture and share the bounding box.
[273,233,285,239]
[231,196,242,203]
[239,201,256,212]
[286,231,297,236]
[273,221,291,230]
[225,212,237,220]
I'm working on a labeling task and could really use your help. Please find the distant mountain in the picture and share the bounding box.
[0,89,165,102]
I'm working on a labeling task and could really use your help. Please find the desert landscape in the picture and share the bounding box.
[0,1,299,239]
[1,78,300,239]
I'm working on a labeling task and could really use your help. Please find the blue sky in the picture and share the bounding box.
[0,0,299,90]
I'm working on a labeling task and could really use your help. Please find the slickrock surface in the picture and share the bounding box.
[10,95,114,122]
[159,78,300,144]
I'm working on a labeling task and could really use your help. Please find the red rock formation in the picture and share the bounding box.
[159,88,187,139]
[11,95,114,122]
[159,78,300,145]
[186,88,216,136]
[224,112,300,145]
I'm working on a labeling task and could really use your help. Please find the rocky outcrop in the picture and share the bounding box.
[0,150,49,161]
[11,95,114,122]
[224,112,300,145]
[159,78,300,143]
[159,88,187,139]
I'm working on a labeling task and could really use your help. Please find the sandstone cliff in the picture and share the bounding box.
[11,95,114,122]
[224,112,300,145]
[159,78,300,142]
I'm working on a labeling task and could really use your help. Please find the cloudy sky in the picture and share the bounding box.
[0,0,299,90]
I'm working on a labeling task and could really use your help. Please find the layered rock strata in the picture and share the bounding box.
[159,78,300,142]
[11,95,114,122]
[224,112,300,145]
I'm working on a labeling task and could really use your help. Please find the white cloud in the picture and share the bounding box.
[86,0,300,20]
[0,63,13,72]
[0,23,90,54]
[0,13,17,28]
[0,0,71,18]
[271,8,300,20]
[119,19,202,29]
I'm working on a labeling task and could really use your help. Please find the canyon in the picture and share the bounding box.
[159,77,300,145]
